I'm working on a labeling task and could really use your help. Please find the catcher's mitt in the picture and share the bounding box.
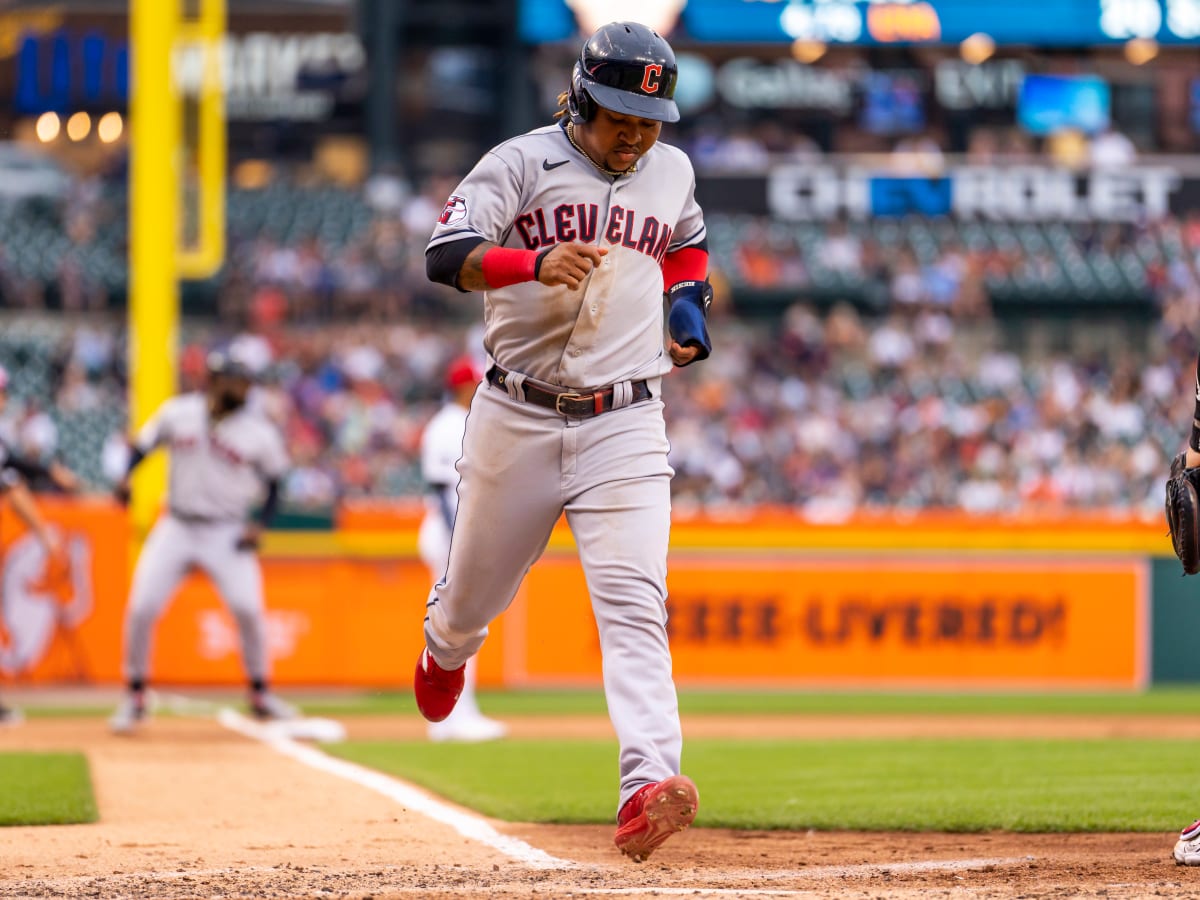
[1166,452,1200,575]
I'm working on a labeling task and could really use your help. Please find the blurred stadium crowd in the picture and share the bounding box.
[0,150,1198,520]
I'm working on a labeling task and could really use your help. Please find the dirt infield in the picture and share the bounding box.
[1,713,1197,899]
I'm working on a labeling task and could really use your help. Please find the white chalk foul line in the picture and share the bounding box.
[216,708,572,870]
[217,709,1033,890]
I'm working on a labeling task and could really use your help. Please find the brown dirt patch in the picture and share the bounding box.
[0,713,1196,899]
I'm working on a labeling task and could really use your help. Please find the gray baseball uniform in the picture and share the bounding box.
[418,397,507,739]
[120,393,289,683]
[424,123,705,809]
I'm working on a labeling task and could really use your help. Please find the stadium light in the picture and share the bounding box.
[565,0,685,35]
[66,111,91,141]
[97,112,123,143]
[960,32,996,65]
[35,111,60,142]
[791,39,827,64]
[1124,37,1158,64]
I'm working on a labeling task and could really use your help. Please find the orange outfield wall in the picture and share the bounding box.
[0,500,432,688]
[0,499,1157,688]
[513,557,1149,689]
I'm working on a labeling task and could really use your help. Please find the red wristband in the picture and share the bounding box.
[662,247,709,289]
[481,246,539,289]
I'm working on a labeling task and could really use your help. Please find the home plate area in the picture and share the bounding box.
[0,714,1192,899]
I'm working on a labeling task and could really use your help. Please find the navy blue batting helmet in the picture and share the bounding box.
[568,22,680,125]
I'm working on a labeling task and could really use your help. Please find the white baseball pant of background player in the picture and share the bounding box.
[421,20,709,830]
[417,357,507,742]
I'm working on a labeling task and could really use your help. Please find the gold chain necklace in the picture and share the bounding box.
[566,121,636,177]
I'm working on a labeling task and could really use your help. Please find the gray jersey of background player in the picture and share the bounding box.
[417,22,711,863]
[108,352,295,734]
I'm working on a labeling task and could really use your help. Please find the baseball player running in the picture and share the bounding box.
[109,352,296,734]
[0,365,79,725]
[417,22,712,862]
[417,355,507,742]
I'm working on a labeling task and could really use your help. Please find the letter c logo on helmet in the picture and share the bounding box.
[567,21,680,126]
[640,64,663,94]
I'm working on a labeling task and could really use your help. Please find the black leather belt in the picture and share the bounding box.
[170,508,236,525]
[487,365,651,419]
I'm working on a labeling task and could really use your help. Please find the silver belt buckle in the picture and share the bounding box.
[554,391,584,415]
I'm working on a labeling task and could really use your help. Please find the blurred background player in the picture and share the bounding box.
[417,355,507,742]
[108,351,295,734]
[0,365,78,724]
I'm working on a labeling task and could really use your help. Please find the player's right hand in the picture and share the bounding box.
[537,242,608,290]
[112,479,131,506]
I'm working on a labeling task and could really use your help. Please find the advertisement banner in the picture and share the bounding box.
[0,500,433,688]
[0,500,125,686]
[696,165,1196,222]
[513,556,1149,689]
[0,500,1152,689]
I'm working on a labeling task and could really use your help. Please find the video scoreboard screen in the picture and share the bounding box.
[520,0,1200,46]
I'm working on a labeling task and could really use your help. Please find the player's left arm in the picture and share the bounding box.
[236,478,280,552]
[239,425,289,552]
[662,164,712,367]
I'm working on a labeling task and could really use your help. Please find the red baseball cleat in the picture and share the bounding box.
[413,648,466,723]
[614,774,699,863]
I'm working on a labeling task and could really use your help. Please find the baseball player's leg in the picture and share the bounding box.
[565,403,680,811]
[112,517,192,732]
[0,699,21,726]
[122,517,192,682]
[568,471,678,807]
[200,527,291,717]
[422,388,564,670]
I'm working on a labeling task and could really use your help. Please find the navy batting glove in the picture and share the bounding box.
[666,280,713,366]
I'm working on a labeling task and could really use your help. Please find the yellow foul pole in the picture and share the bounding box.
[129,0,180,535]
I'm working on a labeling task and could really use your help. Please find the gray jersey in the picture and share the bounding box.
[136,393,288,521]
[427,123,706,389]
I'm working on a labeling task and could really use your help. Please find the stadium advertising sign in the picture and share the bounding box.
[695,164,1186,222]
[706,57,1024,113]
[520,0,1200,45]
[173,32,365,121]
[514,556,1147,688]
[715,57,854,111]
[11,27,364,122]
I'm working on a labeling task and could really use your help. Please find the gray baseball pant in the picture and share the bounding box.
[122,515,268,682]
[423,381,681,811]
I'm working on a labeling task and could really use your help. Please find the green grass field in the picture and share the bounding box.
[18,687,1200,719]
[298,687,1200,718]
[327,736,1200,832]
[321,686,1200,832]
[13,688,1200,832]
[0,752,98,826]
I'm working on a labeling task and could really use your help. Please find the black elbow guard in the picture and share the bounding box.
[426,237,485,291]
